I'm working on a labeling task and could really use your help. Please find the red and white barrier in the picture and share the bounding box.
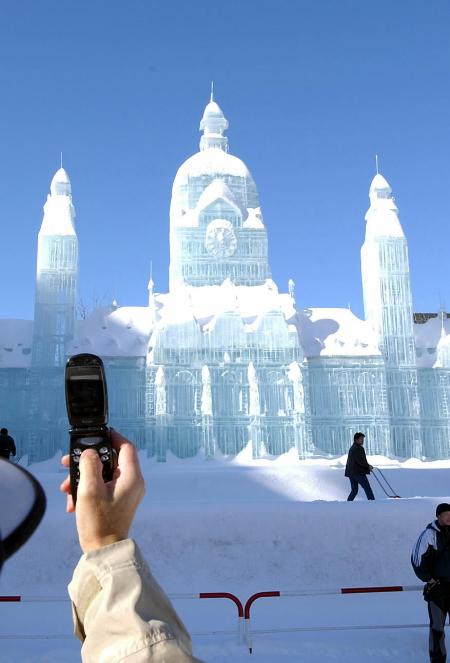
[0,584,425,652]
[243,585,423,653]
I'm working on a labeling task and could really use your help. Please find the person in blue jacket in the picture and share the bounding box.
[412,503,450,662]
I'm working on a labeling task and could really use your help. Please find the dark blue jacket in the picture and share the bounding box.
[345,443,371,477]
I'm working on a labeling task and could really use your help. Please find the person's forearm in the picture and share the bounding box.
[68,539,201,662]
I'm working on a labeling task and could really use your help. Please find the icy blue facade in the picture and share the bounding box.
[0,96,449,462]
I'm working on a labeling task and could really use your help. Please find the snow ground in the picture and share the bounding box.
[1,446,449,662]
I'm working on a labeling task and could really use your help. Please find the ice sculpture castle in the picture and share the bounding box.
[0,93,449,462]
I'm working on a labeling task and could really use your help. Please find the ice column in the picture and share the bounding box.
[361,173,421,456]
[155,366,168,461]
[288,361,307,458]
[248,362,264,458]
[201,365,215,457]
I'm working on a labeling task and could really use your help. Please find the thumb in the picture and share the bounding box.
[78,449,104,496]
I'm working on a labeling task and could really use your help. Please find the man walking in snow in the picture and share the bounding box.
[0,428,16,460]
[345,432,375,500]
[412,503,450,663]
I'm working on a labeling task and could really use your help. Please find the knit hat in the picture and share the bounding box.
[436,503,450,517]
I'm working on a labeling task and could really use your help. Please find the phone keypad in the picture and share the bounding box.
[70,436,113,503]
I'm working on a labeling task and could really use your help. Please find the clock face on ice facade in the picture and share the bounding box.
[204,219,237,258]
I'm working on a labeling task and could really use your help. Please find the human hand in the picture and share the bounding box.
[60,430,145,553]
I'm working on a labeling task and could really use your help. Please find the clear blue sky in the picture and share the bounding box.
[0,0,448,320]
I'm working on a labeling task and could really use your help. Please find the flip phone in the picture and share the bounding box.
[65,353,114,504]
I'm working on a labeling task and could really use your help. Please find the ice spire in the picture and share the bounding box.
[440,307,447,338]
[365,170,404,239]
[148,261,154,308]
[199,86,229,152]
[50,167,72,198]
[361,168,414,364]
[288,279,295,301]
[40,167,76,236]
[435,309,450,368]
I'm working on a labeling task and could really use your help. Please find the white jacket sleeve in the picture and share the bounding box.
[68,538,203,663]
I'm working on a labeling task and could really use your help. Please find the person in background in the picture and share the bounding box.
[344,432,375,501]
[0,428,16,460]
[60,429,202,662]
[412,503,450,663]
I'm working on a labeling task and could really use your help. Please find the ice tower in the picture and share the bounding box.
[145,94,308,459]
[32,167,78,367]
[361,172,421,456]
[169,93,271,289]
[28,167,78,460]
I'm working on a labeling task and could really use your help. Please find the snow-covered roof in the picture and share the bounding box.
[0,319,33,368]
[295,307,381,358]
[66,290,384,360]
[68,306,153,358]
[176,280,283,323]
[414,315,450,368]
[196,179,241,214]
[2,296,447,367]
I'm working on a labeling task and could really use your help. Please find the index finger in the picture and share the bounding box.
[110,429,133,453]
[111,429,143,484]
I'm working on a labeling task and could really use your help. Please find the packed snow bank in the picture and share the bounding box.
[1,453,449,662]
[2,453,449,597]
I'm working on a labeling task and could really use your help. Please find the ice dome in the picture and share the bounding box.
[174,148,251,182]
[50,167,71,197]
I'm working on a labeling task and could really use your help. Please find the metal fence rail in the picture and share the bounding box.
[0,584,426,654]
